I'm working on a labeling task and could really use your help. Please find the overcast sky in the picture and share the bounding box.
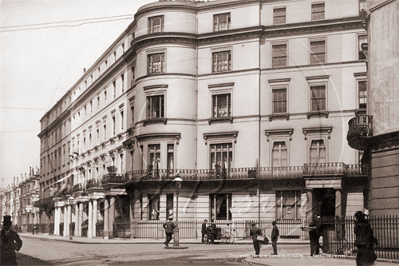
[0,0,155,188]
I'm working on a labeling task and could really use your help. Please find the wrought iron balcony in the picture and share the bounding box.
[303,162,367,176]
[123,164,367,183]
[258,166,304,179]
[102,173,128,185]
[72,183,85,193]
[86,179,103,189]
[347,115,373,150]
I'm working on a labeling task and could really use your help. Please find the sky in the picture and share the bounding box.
[0,0,155,188]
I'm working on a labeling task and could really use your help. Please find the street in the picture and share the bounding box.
[13,236,398,266]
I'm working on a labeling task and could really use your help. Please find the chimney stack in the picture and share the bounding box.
[83,68,86,73]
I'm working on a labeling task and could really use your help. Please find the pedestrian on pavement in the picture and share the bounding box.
[309,214,323,255]
[209,219,217,244]
[271,220,279,255]
[163,217,175,247]
[1,216,23,266]
[250,223,262,257]
[32,224,37,235]
[201,219,208,244]
[354,211,378,266]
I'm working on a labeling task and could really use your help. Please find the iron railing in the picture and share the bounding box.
[126,164,366,182]
[113,222,130,238]
[86,179,102,189]
[102,173,129,185]
[325,216,399,260]
[130,219,305,240]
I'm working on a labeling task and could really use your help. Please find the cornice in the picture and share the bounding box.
[369,131,399,153]
[263,17,363,38]
[131,33,197,51]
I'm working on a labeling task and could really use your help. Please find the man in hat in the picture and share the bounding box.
[271,220,279,255]
[163,217,175,247]
[1,216,23,266]
[201,219,208,244]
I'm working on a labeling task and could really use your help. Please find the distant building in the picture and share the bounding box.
[347,0,399,216]
[36,0,367,240]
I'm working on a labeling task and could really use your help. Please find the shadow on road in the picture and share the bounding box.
[17,253,53,266]
[107,255,251,266]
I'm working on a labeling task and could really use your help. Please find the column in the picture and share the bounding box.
[79,203,83,237]
[109,197,115,239]
[335,190,343,241]
[75,204,80,237]
[67,205,71,237]
[63,206,67,236]
[335,190,342,218]
[54,207,59,235]
[306,190,313,223]
[104,197,109,239]
[88,201,93,238]
[93,199,98,238]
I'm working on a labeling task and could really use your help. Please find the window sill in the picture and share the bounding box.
[269,113,290,121]
[143,118,167,127]
[208,116,233,125]
[307,111,329,119]
[355,109,367,115]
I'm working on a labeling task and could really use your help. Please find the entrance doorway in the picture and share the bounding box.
[313,188,335,219]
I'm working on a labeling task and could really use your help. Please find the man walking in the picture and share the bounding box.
[271,221,279,255]
[250,223,262,257]
[163,217,175,247]
[1,216,23,266]
[201,219,208,243]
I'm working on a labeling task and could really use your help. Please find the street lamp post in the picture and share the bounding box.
[173,175,182,247]
[68,196,74,240]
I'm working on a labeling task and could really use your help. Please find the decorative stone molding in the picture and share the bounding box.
[208,82,234,89]
[116,145,125,154]
[265,129,294,142]
[203,131,238,144]
[135,133,181,144]
[302,127,333,140]
[122,138,135,150]
[143,84,168,91]
[208,116,233,125]
[109,149,116,158]
[143,118,167,127]
[268,78,291,84]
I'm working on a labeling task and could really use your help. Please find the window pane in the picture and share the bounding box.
[310,41,325,64]
[213,94,231,117]
[273,89,287,113]
[311,86,325,111]
[359,80,367,108]
[312,3,325,20]
[214,13,230,31]
[273,8,286,24]
[272,44,287,67]
[212,51,231,72]
[210,143,232,169]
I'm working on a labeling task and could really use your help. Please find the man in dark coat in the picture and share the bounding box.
[209,219,217,244]
[163,217,175,247]
[201,219,208,243]
[309,214,323,255]
[1,216,23,266]
[271,221,279,255]
[354,211,378,266]
[250,223,262,256]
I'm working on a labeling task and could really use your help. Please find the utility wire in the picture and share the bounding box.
[1,14,135,29]
[0,15,134,33]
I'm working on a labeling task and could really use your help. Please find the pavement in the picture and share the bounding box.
[18,232,309,245]
[18,233,399,265]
